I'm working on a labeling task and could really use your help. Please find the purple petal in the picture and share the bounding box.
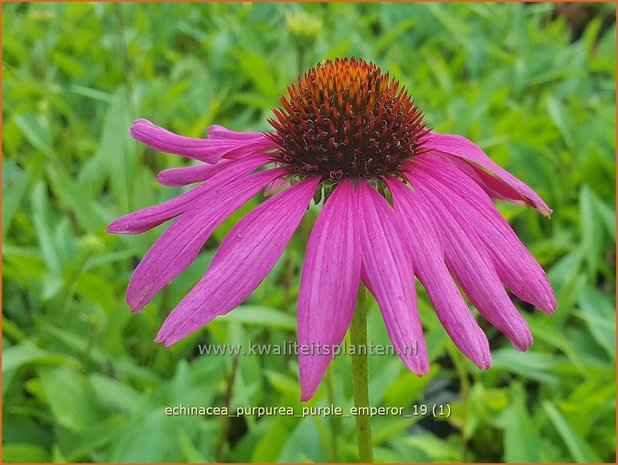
[386,178,491,369]
[264,177,290,197]
[157,161,233,187]
[106,155,269,234]
[155,177,320,346]
[207,124,267,140]
[468,162,533,204]
[357,181,428,375]
[130,119,274,163]
[421,152,533,206]
[407,172,533,351]
[127,168,284,312]
[106,184,208,235]
[420,132,552,216]
[297,181,361,400]
[413,157,556,313]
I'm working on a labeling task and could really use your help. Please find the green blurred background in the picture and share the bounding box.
[2,2,616,463]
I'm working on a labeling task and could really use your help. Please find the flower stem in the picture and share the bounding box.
[350,283,373,462]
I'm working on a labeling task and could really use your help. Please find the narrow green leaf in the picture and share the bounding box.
[12,113,55,157]
[578,287,616,359]
[547,97,574,148]
[31,182,62,274]
[219,305,297,330]
[543,401,602,462]
[2,160,29,239]
[2,340,80,375]
[503,385,539,462]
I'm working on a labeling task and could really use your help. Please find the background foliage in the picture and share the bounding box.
[2,2,616,463]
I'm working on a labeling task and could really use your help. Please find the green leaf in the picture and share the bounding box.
[543,401,602,462]
[232,50,280,100]
[12,113,55,157]
[1,443,51,463]
[97,88,137,212]
[526,318,586,372]
[108,411,169,462]
[547,97,574,148]
[57,414,125,461]
[579,184,604,277]
[503,385,539,462]
[47,165,107,232]
[578,287,616,359]
[2,340,80,376]
[30,182,62,274]
[595,197,616,242]
[278,417,326,462]
[68,84,115,103]
[38,366,102,432]
[491,349,559,384]
[218,305,297,330]
[401,435,460,462]
[251,417,293,462]
[178,428,210,462]
[2,160,29,239]
[89,373,141,412]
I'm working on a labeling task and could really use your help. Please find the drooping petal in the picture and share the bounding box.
[420,152,534,206]
[127,169,284,312]
[357,181,428,375]
[386,178,491,369]
[465,160,534,204]
[413,157,556,313]
[155,177,320,346]
[407,172,533,351]
[107,184,208,234]
[156,161,233,187]
[106,155,269,234]
[130,119,273,163]
[297,181,361,401]
[207,124,267,141]
[420,132,552,216]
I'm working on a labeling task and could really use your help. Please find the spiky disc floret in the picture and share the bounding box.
[268,58,428,180]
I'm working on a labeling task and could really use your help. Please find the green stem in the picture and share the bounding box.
[215,355,238,461]
[350,284,373,462]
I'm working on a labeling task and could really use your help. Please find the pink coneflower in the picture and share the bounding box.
[108,58,556,401]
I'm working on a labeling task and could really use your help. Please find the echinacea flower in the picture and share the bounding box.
[108,58,556,401]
